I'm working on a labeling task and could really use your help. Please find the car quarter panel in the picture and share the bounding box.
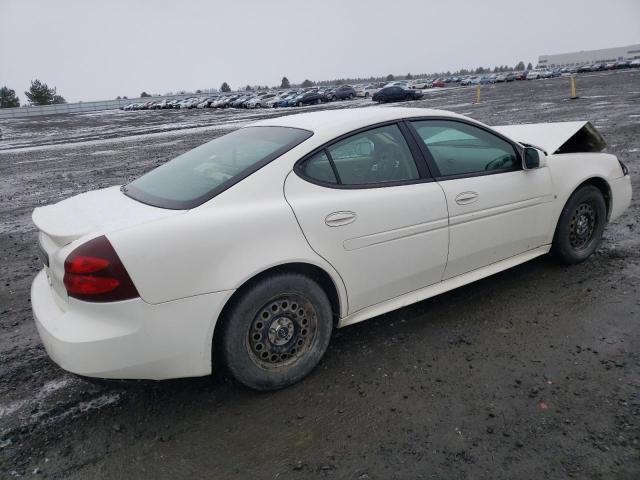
[106,145,349,315]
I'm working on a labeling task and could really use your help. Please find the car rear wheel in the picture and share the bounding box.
[218,273,333,391]
[297,101,303,107]
[316,98,322,105]
[348,94,354,100]
[552,185,607,264]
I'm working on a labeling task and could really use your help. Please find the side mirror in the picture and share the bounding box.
[523,147,541,169]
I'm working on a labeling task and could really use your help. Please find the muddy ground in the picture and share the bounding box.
[1,70,639,479]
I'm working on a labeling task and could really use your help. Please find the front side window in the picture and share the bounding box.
[125,126,312,209]
[411,120,520,177]
[301,124,419,186]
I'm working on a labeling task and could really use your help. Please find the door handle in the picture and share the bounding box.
[325,211,357,227]
[455,191,479,205]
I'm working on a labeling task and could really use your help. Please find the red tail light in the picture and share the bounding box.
[63,236,139,302]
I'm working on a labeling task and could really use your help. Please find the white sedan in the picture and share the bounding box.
[31,107,632,390]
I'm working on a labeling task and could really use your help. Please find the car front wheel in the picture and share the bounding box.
[218,273,333,390]
[552,185,607,264]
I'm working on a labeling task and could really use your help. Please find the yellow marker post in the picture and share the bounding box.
[570,75,578,100]
[475,85,481,103]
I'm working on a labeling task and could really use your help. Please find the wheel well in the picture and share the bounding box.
[578,177,612,219]
[212,263,341,357]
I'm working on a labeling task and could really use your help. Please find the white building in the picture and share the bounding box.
[538,44,640,68]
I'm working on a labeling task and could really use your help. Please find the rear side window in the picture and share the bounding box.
[124,126,312,209]
[411,120,519,177]
[300,151,337,184]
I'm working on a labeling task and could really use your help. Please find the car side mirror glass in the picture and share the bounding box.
[523,147,540,169]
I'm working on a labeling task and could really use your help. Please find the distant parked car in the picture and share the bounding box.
[630,59,640,68]
[505,73,516,82]
[577,65,592,73]
[431,78,446,88]
[372,85,423,103]
[495,73,507,82]
[526,71,541,80]
[292,89,325,106]
[230,95,253,108]
[355,84,381,97]
[327,85,356,101]
[410,79,432,89]
[614,60,631,69]
[278,92,301,107]
[515,71,527,80]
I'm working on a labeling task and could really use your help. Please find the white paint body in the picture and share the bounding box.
[31,107,632,380]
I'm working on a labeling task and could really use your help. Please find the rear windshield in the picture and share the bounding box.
[124,126,312,209]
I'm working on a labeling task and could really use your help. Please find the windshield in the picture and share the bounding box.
[124,126,312,209]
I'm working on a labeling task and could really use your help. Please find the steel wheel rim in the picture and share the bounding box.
[569,202,597,250]
[246,293,318,370]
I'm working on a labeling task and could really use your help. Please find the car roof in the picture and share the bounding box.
[248,107,467,133]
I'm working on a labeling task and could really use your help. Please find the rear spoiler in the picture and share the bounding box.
[492,121,606,155]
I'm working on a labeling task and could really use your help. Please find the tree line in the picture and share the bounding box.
[0,79,67,108]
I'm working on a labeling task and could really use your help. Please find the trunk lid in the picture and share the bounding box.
[32,186,184,305]
[32,185,183,246]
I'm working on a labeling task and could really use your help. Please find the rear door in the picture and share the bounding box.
[285,123,449,314]
[408,119,554,279]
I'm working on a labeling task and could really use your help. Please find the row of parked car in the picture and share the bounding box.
[121,59,640,111]
[121,85,362,111]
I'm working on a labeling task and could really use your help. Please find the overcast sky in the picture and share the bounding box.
[2,0,639,102]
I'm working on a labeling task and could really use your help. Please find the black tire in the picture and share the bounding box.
[552,185,607,264]
[297,101,303,107]
[218,273,333,391]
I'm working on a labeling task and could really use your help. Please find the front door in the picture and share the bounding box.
[408,119,554,279]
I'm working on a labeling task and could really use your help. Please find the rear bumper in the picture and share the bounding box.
[31,270,233,380]
[610,174,632,222]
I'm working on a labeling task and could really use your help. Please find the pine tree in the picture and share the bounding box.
[24,79,65,105]
[280,77,290,89]
[301,79,314,88]
[220,82,231,92]
[527,62,533,70]
[0,86,20,108]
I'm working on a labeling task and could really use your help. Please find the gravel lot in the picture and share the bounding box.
[1,70,639,479]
